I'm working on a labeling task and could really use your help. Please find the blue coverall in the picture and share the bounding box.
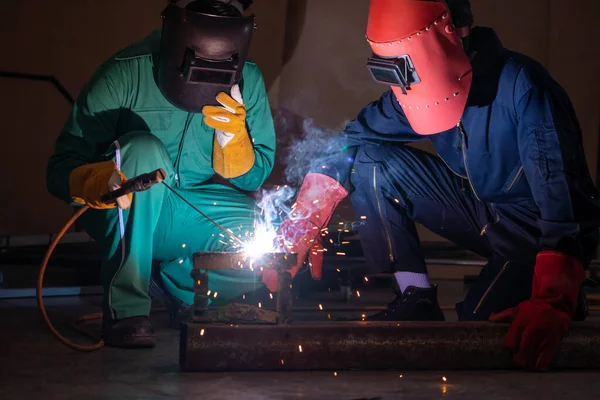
[317,27,600,320]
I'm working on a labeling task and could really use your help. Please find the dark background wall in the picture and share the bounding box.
[1,0,598,243]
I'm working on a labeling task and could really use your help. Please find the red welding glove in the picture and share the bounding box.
[489,251,586,371]
[261,173,348,292]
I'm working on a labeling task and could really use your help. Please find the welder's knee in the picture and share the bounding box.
[116,131,171,162]
[112,131,174,175]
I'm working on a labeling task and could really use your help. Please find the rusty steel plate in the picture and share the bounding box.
[179,321,600,371]
[192,252,298,271]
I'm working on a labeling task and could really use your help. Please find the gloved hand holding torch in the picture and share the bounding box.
[69,161,132,210]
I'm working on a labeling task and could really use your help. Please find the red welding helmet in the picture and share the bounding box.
[366,0,473,135]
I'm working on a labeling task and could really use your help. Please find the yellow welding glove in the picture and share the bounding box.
[202,84,256,179]
[69,160,132,210]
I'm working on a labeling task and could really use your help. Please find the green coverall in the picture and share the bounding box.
[46,30,276,320]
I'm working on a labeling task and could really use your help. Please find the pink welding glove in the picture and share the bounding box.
[262,173,348,292]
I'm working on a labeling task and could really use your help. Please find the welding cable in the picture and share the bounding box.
[37,204,175,352]
[36,204,106,351]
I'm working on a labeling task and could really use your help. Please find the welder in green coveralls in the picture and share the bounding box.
[46,0,275,348]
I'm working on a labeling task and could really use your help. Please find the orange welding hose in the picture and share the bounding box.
[36,205,105,351]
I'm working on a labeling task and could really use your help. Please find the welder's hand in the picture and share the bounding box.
[489,251,585,371]
[202,84,255,179]
[277,218,326,280]
[69,160,132,210]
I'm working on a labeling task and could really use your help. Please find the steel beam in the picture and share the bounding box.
[180,321,600,371]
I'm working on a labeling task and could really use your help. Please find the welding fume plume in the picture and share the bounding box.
[283,118,345,185]
[243,185,296,257]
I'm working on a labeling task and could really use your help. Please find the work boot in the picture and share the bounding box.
[102,316,157,348]
[366,285,445,321]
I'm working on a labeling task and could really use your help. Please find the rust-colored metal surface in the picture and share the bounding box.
[191,252,297,323]
[192,252,297,271]
[189,303,279,324]
[179,321,600,371]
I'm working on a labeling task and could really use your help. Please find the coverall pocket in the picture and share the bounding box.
[501,163,524,194]
[532,123,569,183]
[350,152,397,266]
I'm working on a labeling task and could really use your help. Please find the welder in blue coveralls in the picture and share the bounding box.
[275,0,600,371]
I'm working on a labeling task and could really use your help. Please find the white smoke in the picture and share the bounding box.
[283,118,342,186]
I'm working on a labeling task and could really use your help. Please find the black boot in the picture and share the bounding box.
[366,285,445,321]
[102,316,157,348]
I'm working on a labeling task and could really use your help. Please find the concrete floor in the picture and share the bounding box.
[2,281,600,399]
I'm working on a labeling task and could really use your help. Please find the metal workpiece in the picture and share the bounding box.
[191,252,297,323]
[192,252,297,271]
[276,269,293,324]
[191,270,210,320]
[179,321,600,371]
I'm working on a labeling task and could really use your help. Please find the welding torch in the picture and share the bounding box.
[100,168,167,203]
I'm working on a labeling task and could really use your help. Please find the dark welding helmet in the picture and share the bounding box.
[157,0,256,112]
